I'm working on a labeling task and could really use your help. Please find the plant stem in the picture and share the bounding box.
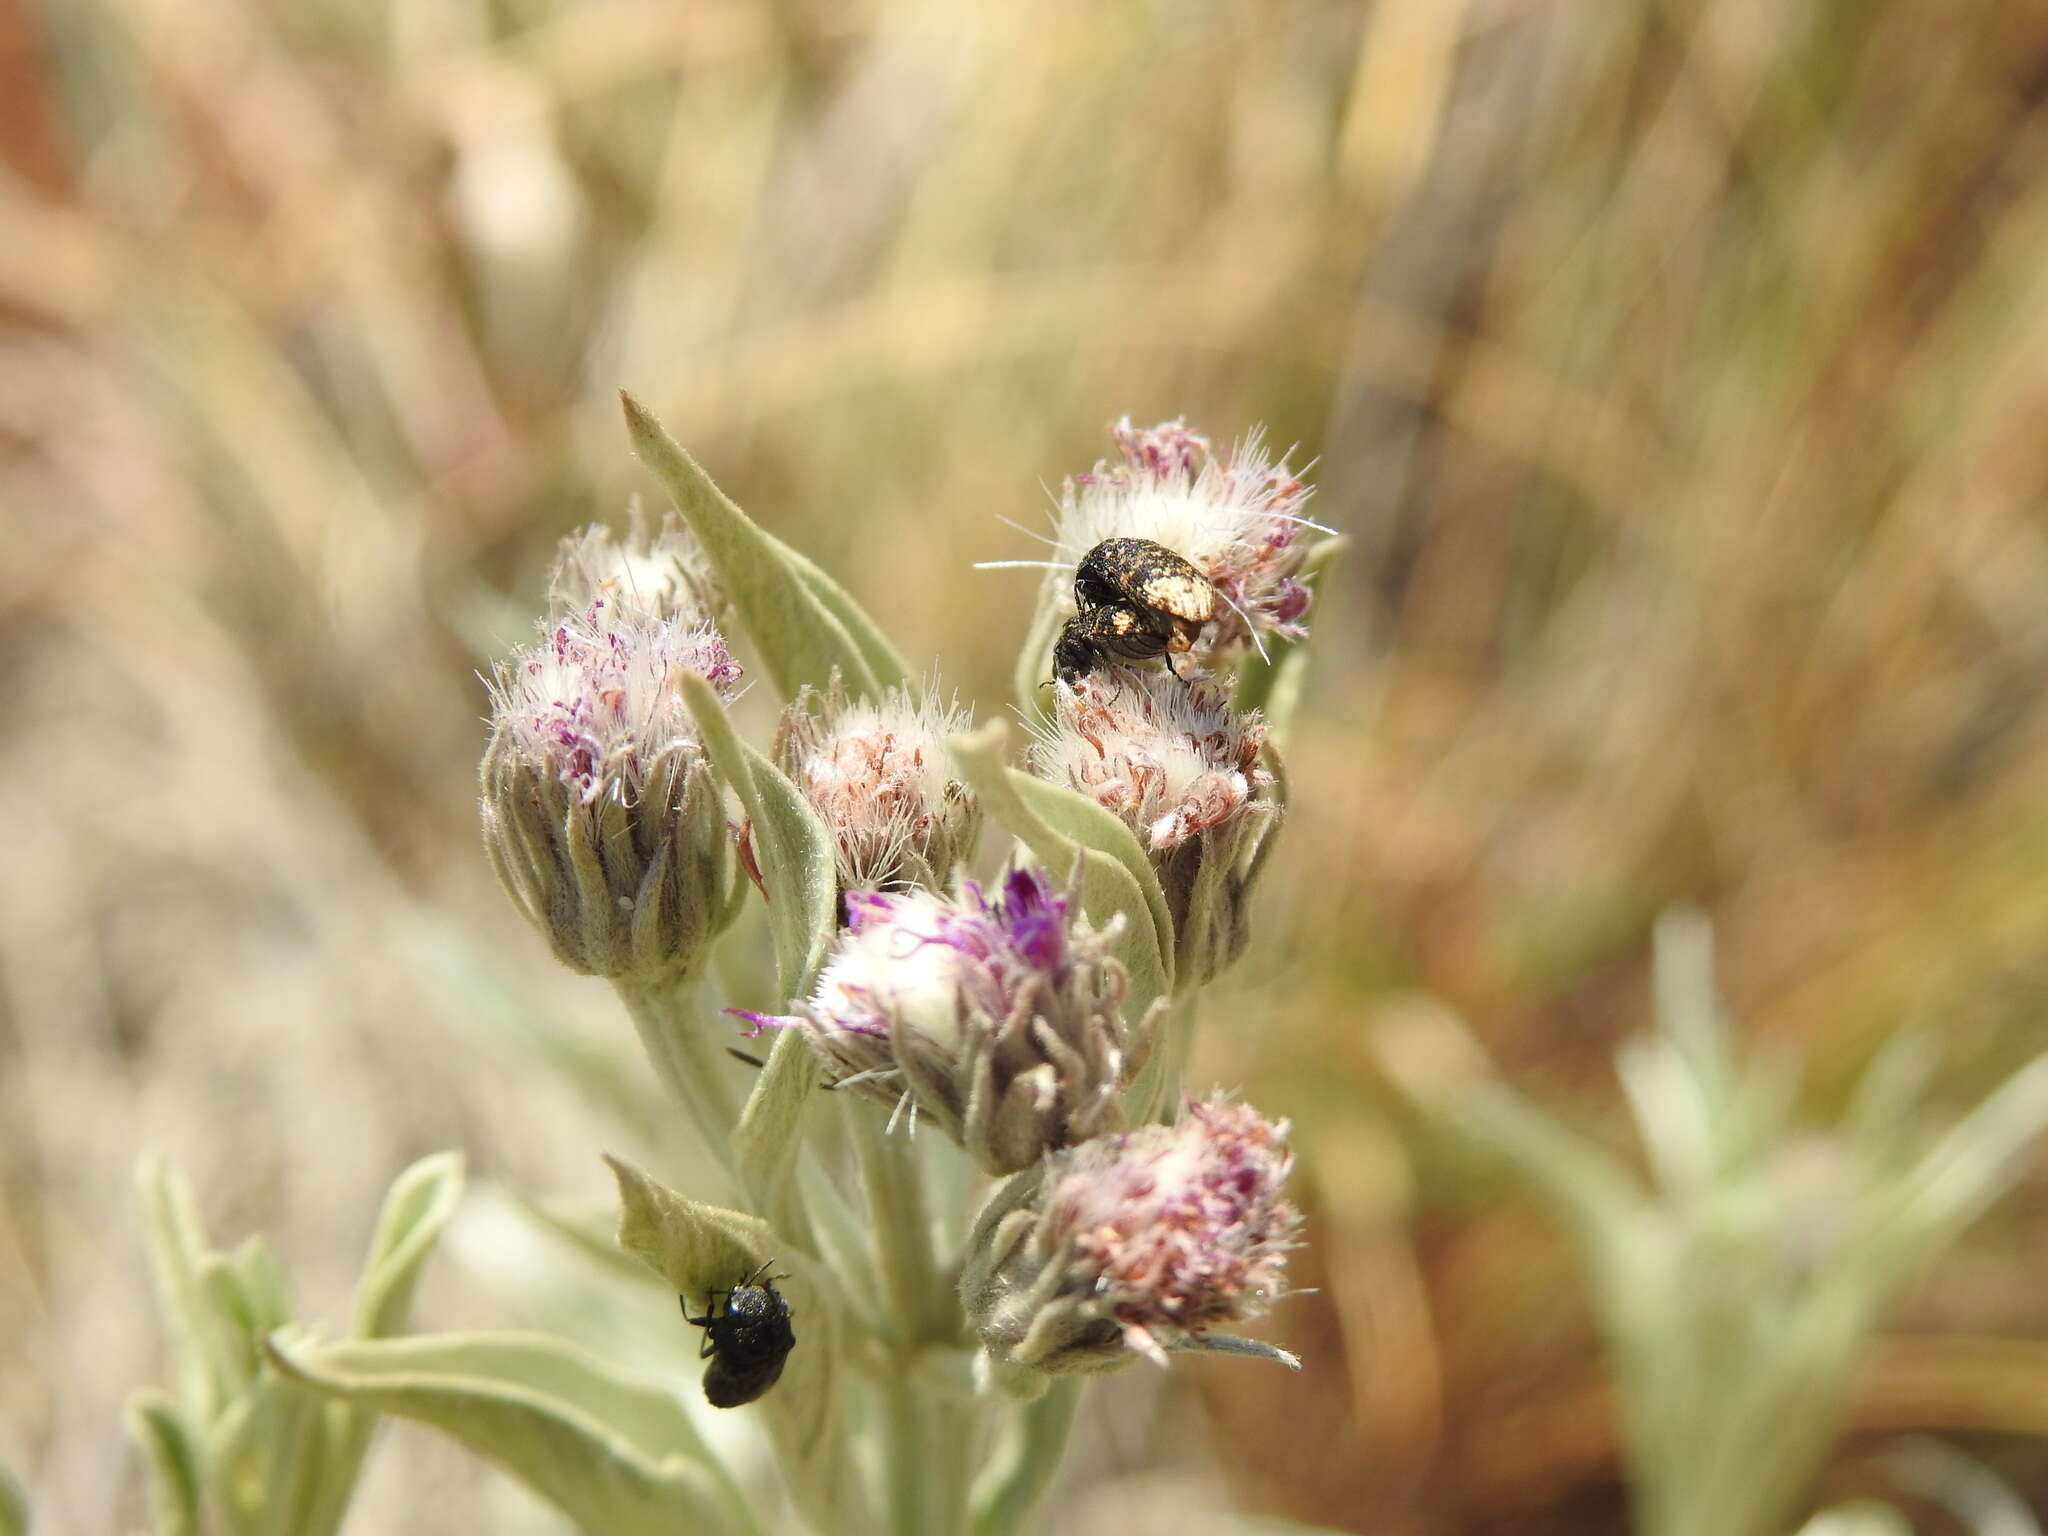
[974,1381,1082,1536]
[613,970,741,1185]
[850,1108,939,1338]
[848,1106,979,1535]
[1131,993,1199,1124]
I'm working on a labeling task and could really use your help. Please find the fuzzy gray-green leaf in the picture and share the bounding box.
[622,393,907,700]
[137,1158,241,1423]
[349,1150,464,1341]
[679,672,837,997]
[126,1391,201,1536]
[266,1331,752,1536]
[606,1155,868,1536]
[733,1027,822,1234]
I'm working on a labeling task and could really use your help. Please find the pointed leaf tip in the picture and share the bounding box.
[619,397,909,700]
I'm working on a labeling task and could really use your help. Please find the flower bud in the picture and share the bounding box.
[963,1094,1300,1375]
[1057,417,1324,664]
[773,673,981,905]
[1030,668,1277,983]
[735,867,1157,1175]
[480,594,742,983]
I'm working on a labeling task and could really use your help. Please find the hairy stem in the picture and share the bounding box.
[614,970,742,1185]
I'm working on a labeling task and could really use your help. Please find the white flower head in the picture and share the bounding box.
[489,600,742,804]
[775,674,980,895]
[1029,668,1270,852]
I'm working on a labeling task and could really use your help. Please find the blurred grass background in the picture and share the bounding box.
[5,0,2048,1530]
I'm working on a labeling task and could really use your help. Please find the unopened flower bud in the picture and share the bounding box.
[773,673,981,904]
[735,867,1157,1175]
[480,594,742,983]
[1030,668,1277,984]
[1058,417,1325,664]
[963,1094,1300,1375]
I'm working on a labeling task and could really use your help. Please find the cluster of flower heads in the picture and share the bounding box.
[736,867,1157,1177]
[479,416,1319,1377]
[1056,417,1323,659]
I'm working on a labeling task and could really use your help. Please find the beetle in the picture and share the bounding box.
[1052,538,1219,685]
[682,1260,795,1407]
[1073,537,1218,637]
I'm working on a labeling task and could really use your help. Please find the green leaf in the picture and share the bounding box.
[273,1150,470,1536]
[1231,535,1345,742]
[137,1157,241,1423]
[680,672,837,998]
[970,1377,1078,1536]
[782,546,917,703]
[126,1391,201,1536]
[267,1332,755,1536]
[606,1155,780,1319]
[732,1027,823,1235]
[948,721,1172,1007]
[1885,1051,2048,1257]
[622,393,908,700]
[223,1361,337,1536]
[349,1151,465,1341]
[196,1254,263,1387]
[231,1237,294,1338]
[606,1155,869,1536]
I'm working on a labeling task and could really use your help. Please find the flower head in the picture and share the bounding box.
[491,603,741,800]
[737,867,1156,1175]
[774,673,981,901]
[1031,668,1269,852]
[1030,668,1278,982]
[479,588,741,980]
[963,1094,1301,1374]
[1054,418,1324,662]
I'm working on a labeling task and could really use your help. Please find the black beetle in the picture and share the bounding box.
[682,1260,795,1407]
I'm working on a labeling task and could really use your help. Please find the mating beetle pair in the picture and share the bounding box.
[1052,537,1219,685]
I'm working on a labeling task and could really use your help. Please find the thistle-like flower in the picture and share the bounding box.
[479,591,742,982]
[1030,667,1278,983]
[1054,417,1324,662]
[773,673,981,903]
[962,1094,1301,1375]
[735,867,1157,1176]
